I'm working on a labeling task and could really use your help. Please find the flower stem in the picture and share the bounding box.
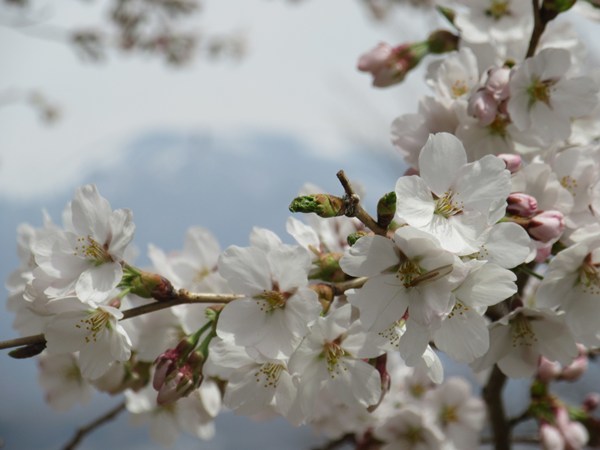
[336,170,388,236]
[526,0,544,58]
[516,264,544,281]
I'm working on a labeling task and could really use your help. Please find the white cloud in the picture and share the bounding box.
[0,0,433,199]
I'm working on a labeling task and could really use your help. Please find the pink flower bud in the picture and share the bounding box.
[554,406,589,449]
[537,357,562,383]
[156,365,197,405]
[561,352,588,382]
[507,192,538,217]
[357,42,394,73]
[485,67,511,101]
[468,89,498,126]
[540,423,565,450]
[563,421,589,449]
[152,348,179,390]
[357,42,424,87]
[528,210,565,242]
[497,153,522,173]
[535,244,553,263]
[583,393,600,412]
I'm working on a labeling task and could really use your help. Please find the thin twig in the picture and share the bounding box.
[509,409,532,428]
[526,0,544,58]
[1,276,364,351]
[0,333,45,350]
[312,433,355,450]
[516,264,543,281]
[336,170,388,236]
[483,365,510,450]
[62,401,126,450]
[121,290,243,320]
[481,435,539,446]
[331,277,368,296]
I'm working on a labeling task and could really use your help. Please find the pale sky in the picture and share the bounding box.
[0,0,436,199]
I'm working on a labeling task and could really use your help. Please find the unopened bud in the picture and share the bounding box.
[377,191,397,229]
[153,348,180,390]
[468,89,498,126]
[289,194,345,218]
[156,365,196,405]
[357,42,394,73]
[152,336,199,391]
[485,67,511,101]
[122,266,175,301]
[583,393,600,412]
[537,357,562,383]
[535,244,553,263]
[156,352,204,405]
[498,153,522,173]
[561,347,588,382]
[507,193,538,217]
[528,210,565,242]
[541,0,577,15]
[310,252,345,282]
[358,41,429,87]
[540,423,565,450]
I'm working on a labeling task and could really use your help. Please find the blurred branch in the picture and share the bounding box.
[62,401,127,450]
[483,365,511,450]
[1,0,246,66]
[0,88,61,123]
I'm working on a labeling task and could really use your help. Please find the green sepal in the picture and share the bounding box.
[120,265,175,301]
[435,5,456,25]
[427,30,459,54]
[347,231,369,246]
[289,194,345,218]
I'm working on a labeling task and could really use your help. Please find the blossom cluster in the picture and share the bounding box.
[5,0,600,449]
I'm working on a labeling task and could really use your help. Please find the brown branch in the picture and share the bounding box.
[331,277,368,296]
[509,409,532,428]
[526,0,543,58]
[62,401,126,450]
[481,435,539,446]
[0,333,45,350]
[1,276,359,352]
[121,289,243,320]
[312,433,355,450]
[0,291,242,351]
[336,170,388,236]
[483,365,511,450]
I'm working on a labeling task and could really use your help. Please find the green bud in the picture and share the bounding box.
[289,194,345,218]
[427,30,459,54]
[377,191,396,229]
[120,266,175,301]
[309,252,346,282]
[347,231,369,246]
[542,0,577,13]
